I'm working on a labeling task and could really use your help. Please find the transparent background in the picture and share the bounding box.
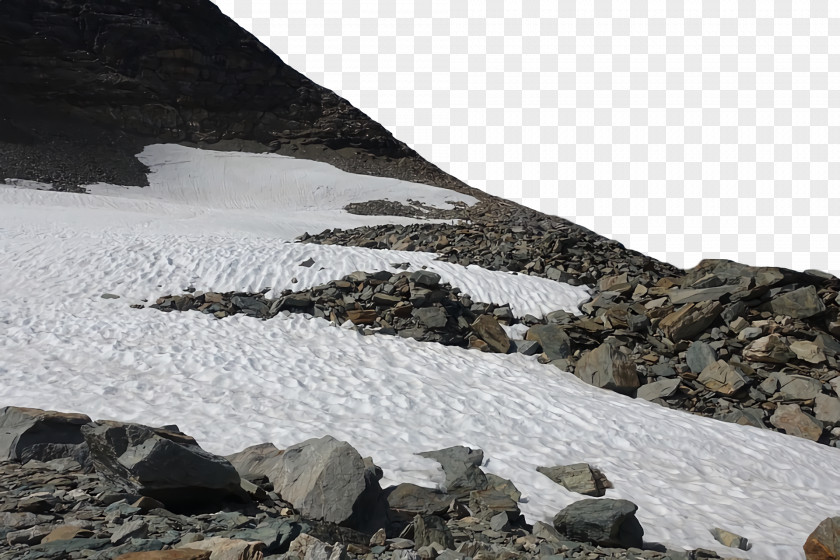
[211,0,840,276]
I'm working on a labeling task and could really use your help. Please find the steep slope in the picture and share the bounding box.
[0,0,473,195]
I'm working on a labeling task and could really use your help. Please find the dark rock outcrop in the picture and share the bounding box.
[0,406,91,468]
[0,0,477,196]
[80,420,243,508]
[553,499,644,549]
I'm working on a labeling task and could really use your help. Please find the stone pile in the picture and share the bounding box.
[148,269,523,352]
[1,406,739,560]
[299,200,680,289]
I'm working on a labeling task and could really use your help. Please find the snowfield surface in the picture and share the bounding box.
[1,144,838,559]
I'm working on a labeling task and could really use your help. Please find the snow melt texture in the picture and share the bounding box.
[1,145,838,560]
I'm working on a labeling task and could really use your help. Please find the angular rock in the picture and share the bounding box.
[743,335,795,364]
[468,489,521,522]
[42,525,94,543]
[225,518,306,555]
[804,516,840,560]
[790,340,827,364]
[485,473,522,502]
[413,307,447,329]
[5,525,53,546]
[525,325,572,361]
[489,511,510,531]
[115,551,211,560]
[659,301,723,342]
[574,342,640,396]
[409,270,441,289]
[816,394,840,425]
[416,446,487,496]
[372,293,402,307]
[346,309,377,325]
[470,315,512,353]
[81,420,242,508]
[697,360,748,396]
[710,528,750,550]
[225,442,284,481]
[553,499,644,548]
[668,286,734,305]
[512,340,541,356]
[385,484,451,523]
[413,515,454,550]
[770,404,824,441]
[269,435,387,532]
[769,285,826,319]
[176,536,265,560]
[287,533,347,560]
[637,378,681,401]
[0,406,91,466]
[777,374,824,401]
[111,519,149,545]
[536,463,610,497]
[714,408,765,429]
[815,333,840,357]
[686,341,717,374]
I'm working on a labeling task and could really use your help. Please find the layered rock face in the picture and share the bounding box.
[0,0,472,193]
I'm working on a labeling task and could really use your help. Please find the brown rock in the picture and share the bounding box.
[41,525,94,543]
[574,342,640,395]
[697,360,748,396]
[743,335,795,364]
[346,309,377,325]
[770,404,824,441]
[659,301,723,341]
[790,340,827,364]
[804,516,840,560]
[471,315,512,353]
[176,537,264,560]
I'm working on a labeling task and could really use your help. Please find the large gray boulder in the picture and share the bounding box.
[268,435,388,533]
[416,446,488,497]
[0,406,91,468]
[574,343,640,396]
[225,442,284,481]
[553,499,644,549]
[81,420,242,508]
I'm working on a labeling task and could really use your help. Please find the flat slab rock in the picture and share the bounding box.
[536,463,611,497]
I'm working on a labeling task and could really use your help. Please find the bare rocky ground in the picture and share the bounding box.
[0,406,745,560]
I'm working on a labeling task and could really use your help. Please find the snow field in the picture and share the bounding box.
[0,144,838,559]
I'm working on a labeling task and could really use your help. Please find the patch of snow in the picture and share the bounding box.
[501,323,531,340]
[92,143,476,212]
